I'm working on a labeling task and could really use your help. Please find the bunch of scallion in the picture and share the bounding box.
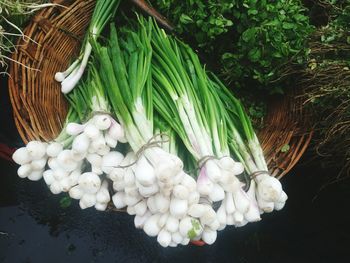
[14,65,127,210]
[55,0,121,94]
[13,14,287,247]
[150,19,287,242]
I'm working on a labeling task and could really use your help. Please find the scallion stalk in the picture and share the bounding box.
[55,0,121,94]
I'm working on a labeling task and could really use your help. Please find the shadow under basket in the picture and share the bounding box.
[8,0,312,187]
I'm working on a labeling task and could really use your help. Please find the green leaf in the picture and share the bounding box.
[222,52,234,59]
[282,22,295,29]
[280,144,290,153]
[242,28,257,42]
[248,9,258,15]
[215,19,223,26]
[248,48,261,62]
[180,14,193,24]
[265,19,279,26]
[294,14,307,21]
[59,196,72,209]
[226,20,233,26]
[272,52,282,58]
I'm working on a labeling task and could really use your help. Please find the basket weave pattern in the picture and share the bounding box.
[8,0,312,178]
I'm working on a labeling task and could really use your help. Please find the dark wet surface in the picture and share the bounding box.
[1,156,350,263]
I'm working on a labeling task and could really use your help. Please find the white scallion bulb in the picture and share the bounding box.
[95,202,108,211]
[72,133,90,154]
[138,183,159,197]
[112,180,125,192]
[232,162,244,175]
[158,213,169,229]
[60,177,73,192]
[217,202,227,225]
[12,147,31,165]
[135,156,156,186]
[79,193,97,209]
[179,217,202,239]
[69,186,84,199]
[208,183,225,202]
[181,174,197,192]
[233,211,244,224]
[143,214,161,237]
[201,228,217,245]
[218,156,236,170]
[188,204,209,218]
[101,151,124,174]
[171,231,183,244]
[127,205,136,215]
[43,169,55,185]
[225,192,236,214]
[48,158,59,170]
[104,133,118,148]
[108,121,125,141]
[147,196,158,214]
[154,193,170,213]
[197,169,213,196]
[134,200,147,216]
[78,172,101,194]
[27,170,43,181]
[17,164,32,178]
[200,208,217,226]
[257,176,283,202]
[55,72,66,82]
[256,192,274,213]
[50,181,62,194]
[66,122,86,136]
[53,168,68,181]
[205,160,221,182]
[93,114,111,130]
[134,211,152,229]
[124,194,142,206]
[87,153,102,166]
[46,142,63,157]
[233,189,250,214]
[173,185,189,200]
[157,229,172,247]
[57,150,78,172]
[112,192,126,209]
[165,216,179,233]
[169,198,188,219]
[26,141,47,160]
[84,123,100,139]
[31,158,47,171]
[188,191,200,205]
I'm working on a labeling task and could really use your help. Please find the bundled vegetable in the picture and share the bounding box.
[150,21,252,236]
[54,0,121,93]
[14,66,126,211]
[149,20,282,235]
[13,12,288,247]
[92,19,217,247]
[210,76,288,213]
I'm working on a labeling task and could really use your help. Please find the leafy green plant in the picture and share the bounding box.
[152,0,234,49]
[151,0,313,93]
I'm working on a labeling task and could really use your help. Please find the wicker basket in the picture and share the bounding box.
[8,0,312,179]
